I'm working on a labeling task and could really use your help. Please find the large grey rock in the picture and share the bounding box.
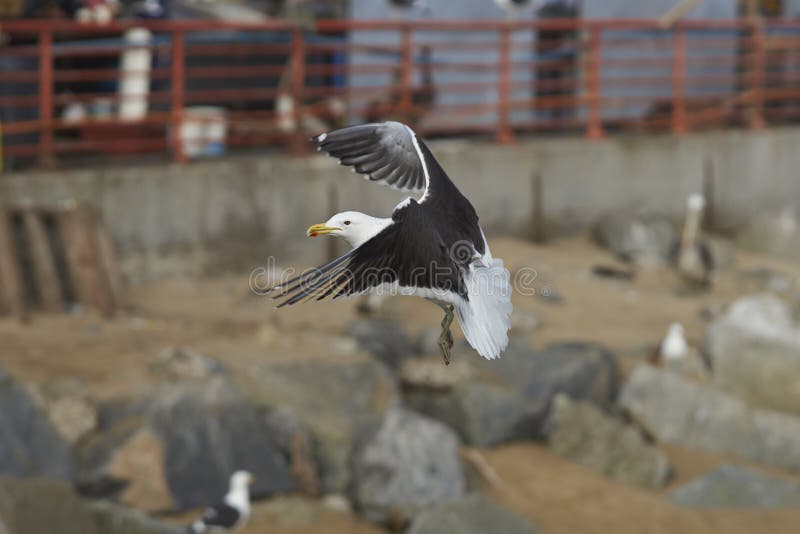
[737,208,800,261]
[0,366,73,481]
[29,377,97,446]
[593,210,678,266]
[669,465,800,508]
[706,293,800,414]
[620,364,800,472]
[0,477,180,534]
[236,358,399,493]
[148,346,226,382]
[546,395,671,489]
[481,341,619,407]
[405,340,618,447]
[79,374,295,511]
[351,408,465,524]
[405,379,539,448]
[347,319,416,369]
[407,494,539,534]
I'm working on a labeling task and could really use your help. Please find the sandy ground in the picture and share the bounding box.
[2,234,800,533]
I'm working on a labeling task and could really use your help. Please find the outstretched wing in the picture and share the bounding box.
[314,121,428,194]
[265,201,468,307]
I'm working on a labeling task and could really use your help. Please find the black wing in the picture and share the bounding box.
[314,121,485,255]
[315,121,427,193]
[267,200,468,307]
[200,503,240,529]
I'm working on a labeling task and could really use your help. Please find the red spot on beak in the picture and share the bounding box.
[310,232,319,237]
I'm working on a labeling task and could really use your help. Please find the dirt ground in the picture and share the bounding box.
[2,234,800,533]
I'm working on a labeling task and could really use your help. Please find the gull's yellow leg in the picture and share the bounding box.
[437,305,455,365]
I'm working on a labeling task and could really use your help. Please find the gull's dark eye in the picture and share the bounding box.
[344,220,351,226]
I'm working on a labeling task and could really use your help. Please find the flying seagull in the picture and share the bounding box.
[266,122,512,364]
[190,471,253,533]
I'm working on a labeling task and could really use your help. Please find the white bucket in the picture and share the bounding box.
[180,106,228,158]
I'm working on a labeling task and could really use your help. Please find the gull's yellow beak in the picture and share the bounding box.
[306,223,340,237]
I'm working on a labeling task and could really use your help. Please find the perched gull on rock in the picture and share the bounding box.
[266,122,512,364]
[190,471,253,533]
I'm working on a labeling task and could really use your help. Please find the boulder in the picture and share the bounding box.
[706,293,800,414]
[736,207,800,261]
[236,358,399,493]
[0,366,73,481]
[407,494,539,534]
[405,377,538,448]
[669,465,800,508]
[620,364,800,472]
[545,395,671,489]
[0,476,180,534]
[593,210,678,266]
[77,423,173,511]
[350,408,465,524]
[347,319,416,369]
[148,346,226,382]
[79,374,295,511]
[405,340,618,447]
[263,407,320,497]
[479,341,619,409]
[28,377,97,446]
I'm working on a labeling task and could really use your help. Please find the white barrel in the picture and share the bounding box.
[119,28,152,121]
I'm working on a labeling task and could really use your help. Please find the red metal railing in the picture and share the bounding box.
[1,18,799,170]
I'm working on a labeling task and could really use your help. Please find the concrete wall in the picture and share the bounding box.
[2,127,799,281]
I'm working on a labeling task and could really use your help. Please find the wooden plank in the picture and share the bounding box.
[94,215,123,310]
[60,206,114,317]
[0,208,27,321]
[23,209,64,313]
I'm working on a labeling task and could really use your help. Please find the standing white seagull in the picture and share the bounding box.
[190,471,253,533]
[266,122,512,364]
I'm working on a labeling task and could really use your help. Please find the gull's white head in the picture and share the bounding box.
[229,470,254,492]
[306,211,391,249]
[687,194,706,212]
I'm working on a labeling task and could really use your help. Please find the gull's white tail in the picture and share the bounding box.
[455,257,512,360]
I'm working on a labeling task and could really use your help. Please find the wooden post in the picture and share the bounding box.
[171,30,186,163]
[496,26,515,144]
[61,207,114,317]
[702,157,716,232]
[95,217,123,310]
[38,29,54,167]
[747,20,766,130]
[585,26,605,140]
[23,209,64,313]
[289,28,308,155]
[671,28,689,134]
[399,25,414,116]
[0,208,27,321]
[531,171,546,243]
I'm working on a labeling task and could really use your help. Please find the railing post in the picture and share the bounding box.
[747,20,766,130]
[399,25,414,116]
[496,26,514,144]
[170,30,186,163]
[671,27,689,134]
[38,28,54,167]
[584,26,605,140]
[290,27,308,155]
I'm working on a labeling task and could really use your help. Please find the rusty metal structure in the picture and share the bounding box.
[1,18,799,169]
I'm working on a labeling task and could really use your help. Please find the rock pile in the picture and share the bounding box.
[8,285,800,533]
